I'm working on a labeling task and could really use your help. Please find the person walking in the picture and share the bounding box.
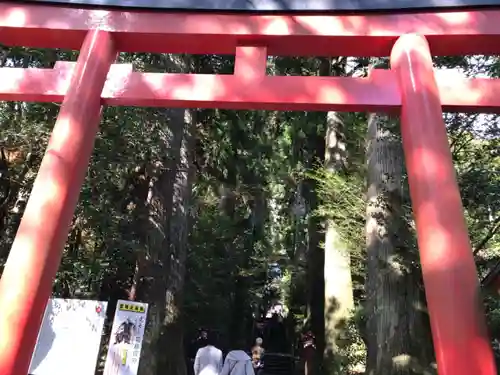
[251,337,265,374]
[220,344,254,375]
[194,334,224,375]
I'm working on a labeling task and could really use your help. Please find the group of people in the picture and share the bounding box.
[192,332,265,375]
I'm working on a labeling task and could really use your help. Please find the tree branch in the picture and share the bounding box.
[473,215,500,256]
[481,257,500,289]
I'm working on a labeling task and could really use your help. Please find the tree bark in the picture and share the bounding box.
[365,113,434,375]
[136,55,195,375]
[323,111,355,372]
[305,118,326,375]
[319,57,355,375]
[158,107,196,375]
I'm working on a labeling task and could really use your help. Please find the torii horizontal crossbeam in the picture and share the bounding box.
[1,3,500,56]
[1,61,499,113]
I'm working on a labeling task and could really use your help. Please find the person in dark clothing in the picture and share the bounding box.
[190,329,208,357]
[301,331,316,375]
[253,320,265,342]
[265,314,287,353]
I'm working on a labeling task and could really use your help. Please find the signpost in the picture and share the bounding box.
[29,298,108,375]
[20,0,500,11]
[103,300,148,375]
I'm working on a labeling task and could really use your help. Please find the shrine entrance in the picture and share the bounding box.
[0,2,499,375]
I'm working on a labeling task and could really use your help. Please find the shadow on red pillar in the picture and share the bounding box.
[391,34,496,375]
[0,30,116,375]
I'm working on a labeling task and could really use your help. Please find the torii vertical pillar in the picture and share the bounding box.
[0,30,116,375]
[391,34,496,375]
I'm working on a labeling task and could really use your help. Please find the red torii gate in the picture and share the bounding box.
[0,2,499,375]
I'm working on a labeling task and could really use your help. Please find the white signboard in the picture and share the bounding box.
[29,298,108,375]
[103,300,148,375]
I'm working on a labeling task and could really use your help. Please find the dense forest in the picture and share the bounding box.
[0,47,499,375]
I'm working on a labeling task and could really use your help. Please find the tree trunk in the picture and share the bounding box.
[158,108,196,375]
[305,120,326,374]
[136,54,195,375]
[137,107,194,375]
[365,113,434,375]
[319,57,355,375]
[323,111,355,373]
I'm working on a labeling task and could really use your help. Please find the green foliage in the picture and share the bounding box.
[309,169,365,256]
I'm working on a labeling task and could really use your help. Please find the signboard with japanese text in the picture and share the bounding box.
[28,298,108,375]
[103,300,149,375]
[19,0,500,12]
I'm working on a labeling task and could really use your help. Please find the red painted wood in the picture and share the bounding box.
[1,3,500,56]
[391,33,496,375]
[234,46,267,79]
[0,62,499,113]
[0,30,116,375]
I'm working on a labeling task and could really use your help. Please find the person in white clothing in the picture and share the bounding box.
[194,335,223,375]
[220,349,254,375]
